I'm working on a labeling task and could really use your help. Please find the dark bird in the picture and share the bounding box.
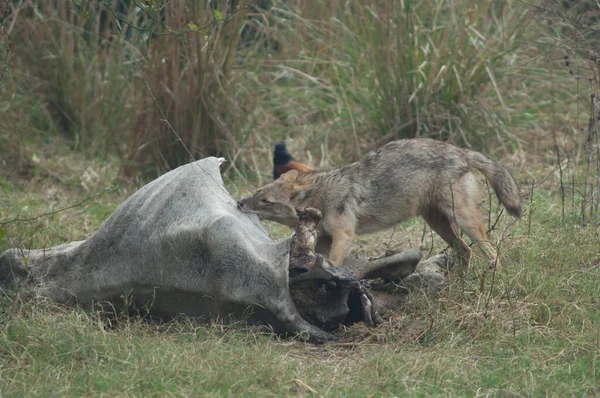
[273,142,315,180]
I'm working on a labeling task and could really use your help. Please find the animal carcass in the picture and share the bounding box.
[0,157,382,342]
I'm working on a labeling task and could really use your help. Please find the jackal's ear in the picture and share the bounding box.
[280,169,298,183]
[291,184,313,201]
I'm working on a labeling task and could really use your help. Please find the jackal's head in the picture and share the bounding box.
[237,170,310,228]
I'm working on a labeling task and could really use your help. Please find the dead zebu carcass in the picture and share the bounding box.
[0,157,384,342]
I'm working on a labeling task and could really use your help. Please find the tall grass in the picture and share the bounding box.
[525,0,600,223]
[303,0,521,142]
[1,0,530,179]
[230,0,531,170]
[7,2,141,152]
[124,1,250,177]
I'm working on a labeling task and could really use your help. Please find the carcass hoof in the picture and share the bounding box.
[401,253,453,293]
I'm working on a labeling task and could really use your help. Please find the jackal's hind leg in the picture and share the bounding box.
[440,200,498,269]
[423,207,472,273]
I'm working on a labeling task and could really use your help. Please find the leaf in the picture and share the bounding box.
[213,9,225,21]
[73,0,82,6]
[33,6,44,20]
[189,22,211,36]
[188,22,200,33]
[0,227,5,241]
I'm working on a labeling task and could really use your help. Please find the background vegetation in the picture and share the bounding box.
[1,0,600,395]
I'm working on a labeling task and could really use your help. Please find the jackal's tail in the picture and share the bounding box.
[464,150,522,217]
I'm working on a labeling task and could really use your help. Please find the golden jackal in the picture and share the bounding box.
[238,138,521,270]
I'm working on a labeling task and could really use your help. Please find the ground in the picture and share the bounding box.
[1,142,599,396]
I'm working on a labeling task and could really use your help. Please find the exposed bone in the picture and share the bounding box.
[289,208,322,275]
[288,208,383,327]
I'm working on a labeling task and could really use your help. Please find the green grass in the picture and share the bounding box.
[1,280,598,396]
[1,147,599,396]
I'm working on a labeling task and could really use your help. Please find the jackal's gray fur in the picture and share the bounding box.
[238,138,522,269]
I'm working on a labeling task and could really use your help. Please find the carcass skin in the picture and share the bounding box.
[0,157,337,342]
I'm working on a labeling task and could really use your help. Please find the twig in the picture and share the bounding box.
[483,212,520,316]
[485,180,492,231]
[486,208,505,236]
[551,67,565,220]
[582,93,596,224]
[0,187,113,227]
[528,178,535,235]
